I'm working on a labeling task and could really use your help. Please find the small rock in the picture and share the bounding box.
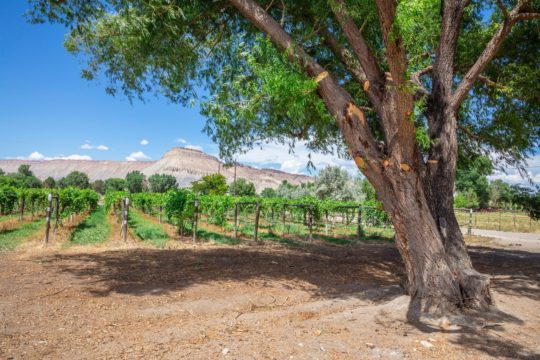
[365,342,375,349]
[298,343,304,347]
[222,348,230,355]
[420,340,434,348]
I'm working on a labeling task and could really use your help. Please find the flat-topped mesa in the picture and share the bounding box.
[0,147,311,191]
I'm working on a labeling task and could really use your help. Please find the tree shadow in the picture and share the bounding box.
[35,242,540,359]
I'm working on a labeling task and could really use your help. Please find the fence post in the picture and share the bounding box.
[357,206,363,241]
[44,193,52,244]
[234,203,239,240]
[513,211,516,231]
[467,209,473,236]
[254,202,261,242]
[308,205,313,242]
[193,200,199,243]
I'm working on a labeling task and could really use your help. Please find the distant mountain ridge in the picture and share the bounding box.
[0,147,311,191]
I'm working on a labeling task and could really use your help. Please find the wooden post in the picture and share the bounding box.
[158,206,162,224]
[357,206,362,241]
[254,202,261,242]
[499,211,502,231]
[325,210,329,236]
[282,206,286,237]
[467,209,473,236]
[44,193,52,244]
[513,211,516,231]
[19,196,25,221]
[308,205,313,242]
[31,199,35,219]
[53,196,60,232]
[193,200,199,243]
[234,203,239,240]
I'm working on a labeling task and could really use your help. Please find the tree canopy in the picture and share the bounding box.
[28,0,539,171]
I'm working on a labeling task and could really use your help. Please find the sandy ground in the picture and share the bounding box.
[0,234,539,360]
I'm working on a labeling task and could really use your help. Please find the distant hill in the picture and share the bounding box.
[0,147,311,191]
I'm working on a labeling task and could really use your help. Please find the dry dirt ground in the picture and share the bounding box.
[0,236,539,359]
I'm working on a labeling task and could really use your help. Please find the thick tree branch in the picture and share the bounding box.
[451,1,538,109]
[318,25,383,113]
[228,0,382,160]
[411,65,433,100]
[330,0,385,94]
[374,0,408,84]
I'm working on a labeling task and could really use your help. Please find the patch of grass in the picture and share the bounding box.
[197,229,239,245]
[69,206,110,245]
[128,210,169,248]
[0,219,44,251]
[313,234,352,245]
[259,232,303,247]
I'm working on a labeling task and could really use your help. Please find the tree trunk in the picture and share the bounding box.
[371,168,463,314]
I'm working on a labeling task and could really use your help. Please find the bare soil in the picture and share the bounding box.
[0,237,539,359]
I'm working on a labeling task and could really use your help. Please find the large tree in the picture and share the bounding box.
[29,0,540,314]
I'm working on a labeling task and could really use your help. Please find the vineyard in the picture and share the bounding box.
[1,185,539,252]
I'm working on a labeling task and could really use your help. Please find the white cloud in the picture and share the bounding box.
[228,141,358,176]
[488,153,540,186]
[140,139,149,146]
[176,138,187,144]
[28,151,46,160]
[185,145,203,151]
[125,151,151,161]
[18,151,92,161]
[62,154,92,160]
[81,142,108,151]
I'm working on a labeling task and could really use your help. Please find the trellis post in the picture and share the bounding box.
[254,202,261,242]
[44,193,52,244]
[467,209,473,236]
[193,200,199,243]
[308,205,313,242]
[121,197,129,242]
[357,206,363,241]
[234,203,239,240]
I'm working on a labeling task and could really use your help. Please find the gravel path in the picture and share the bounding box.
[464,228,540,252]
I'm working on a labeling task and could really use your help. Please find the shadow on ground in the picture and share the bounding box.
[35,241,540,359]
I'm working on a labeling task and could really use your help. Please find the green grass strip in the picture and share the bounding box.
[197,229,239,245]
[0,219,44,251]
[69,206,111,245]
[128,210,169,248]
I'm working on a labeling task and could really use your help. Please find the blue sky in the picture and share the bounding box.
[0,2,538,184]
[0,1,215,163]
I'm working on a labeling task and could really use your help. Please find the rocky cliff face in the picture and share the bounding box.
[0,147,311,190]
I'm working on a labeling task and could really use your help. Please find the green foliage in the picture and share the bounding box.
[0,219,44,251]
[0,186,18,215]
[228,178,256,196]
[128,210,169,248]
[70,206,111,245]
[18,164,33,177]
[454,189,480,209]
[91,179,105,194]
[456,156,493,208]
[313,166,353,201]
[192,173,227,196]
[105,178,127,193]
[43,176,56,189]
[126,170,146,193]
[148,174,177,193]
[260,187,277,198]
[58,171,90,189]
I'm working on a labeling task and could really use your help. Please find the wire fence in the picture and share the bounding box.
[455,209,539,233]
